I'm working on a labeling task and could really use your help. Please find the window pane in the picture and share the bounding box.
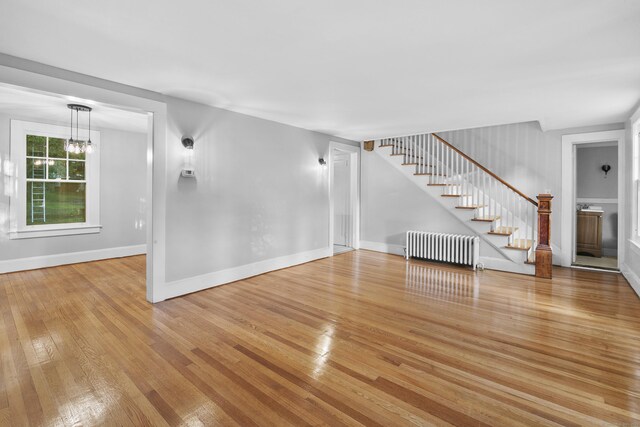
[68,161,85,180]
[26,158,46,179]
[47,159,67,180]
[48,137,67,159]
[26,182,86,225]
[68,146,86,161]
[26,135,46,157]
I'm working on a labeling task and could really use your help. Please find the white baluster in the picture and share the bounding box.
[418,135,422,174]
[439,139,443,184]
[516,193,520,245]
[531,203,535,258]
[412,135,416,167]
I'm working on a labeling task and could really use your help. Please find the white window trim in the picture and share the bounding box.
[9,120,101,239]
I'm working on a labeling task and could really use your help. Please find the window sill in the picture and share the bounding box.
[9,225,102,240]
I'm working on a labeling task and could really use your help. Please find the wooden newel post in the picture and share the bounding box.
[535,194,553,279]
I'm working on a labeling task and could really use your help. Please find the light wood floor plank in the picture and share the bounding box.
[1,250,639,425]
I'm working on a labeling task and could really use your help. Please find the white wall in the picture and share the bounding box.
[163,97,358,283]
[360,147,503,259]
[576,145,618,254]
[439,121,624,259]
[0,113,147,264]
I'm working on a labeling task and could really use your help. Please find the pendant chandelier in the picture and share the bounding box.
[66,104,94,154]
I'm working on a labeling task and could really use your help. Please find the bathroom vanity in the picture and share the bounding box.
[576,209,603,258]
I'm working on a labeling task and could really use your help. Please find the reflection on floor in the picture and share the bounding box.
[574,254,618,270]
[333,244,353,255]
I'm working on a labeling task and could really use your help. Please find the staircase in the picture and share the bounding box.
[375,133,541,275]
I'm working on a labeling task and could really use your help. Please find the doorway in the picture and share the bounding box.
[574,142,618,270]
[0,80,160,300]
[561,130,626,271]
[329,141,360,255]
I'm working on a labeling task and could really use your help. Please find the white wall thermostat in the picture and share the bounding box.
[181,168,196,178]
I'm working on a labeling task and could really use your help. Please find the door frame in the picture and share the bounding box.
[329,141,360,251]
[560,129,626,268]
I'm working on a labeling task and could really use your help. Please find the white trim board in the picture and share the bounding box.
[560,129,626,268]
[157,247,331,301]
[0,244,146,274]
[359,240,405,256]
[621,263,640,299]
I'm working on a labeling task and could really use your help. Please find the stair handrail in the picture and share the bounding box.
[431,133,538,207]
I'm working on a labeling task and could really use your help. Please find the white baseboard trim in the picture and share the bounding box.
[479,256,535,275]
[156,246,332,301]
[359,240,405,256]
[621,263,640,298]
[0,244,147,274]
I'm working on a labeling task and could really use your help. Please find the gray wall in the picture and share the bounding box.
[0,113,147,260]
[439,121,624,255]
[576,145,618,198]
[164,97,358,283]
[576,145,618,253]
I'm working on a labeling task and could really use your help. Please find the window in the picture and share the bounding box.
[10,120,100,239]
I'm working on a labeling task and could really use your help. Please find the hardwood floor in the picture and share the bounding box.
[1,251,639,426]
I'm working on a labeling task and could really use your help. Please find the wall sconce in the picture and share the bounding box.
[318,158,327,167]
[181,136,196,178]
[182,136,194,149]
[602,164,611,177]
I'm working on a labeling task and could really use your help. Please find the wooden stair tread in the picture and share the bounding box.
[455,205,485,210]
[387,150,428,161]
[401,162,419,165]
[441,194,471,198]
[506,239,533,251]
[488,226,518,236]
[414,171,443,176]
[472,216,501,222]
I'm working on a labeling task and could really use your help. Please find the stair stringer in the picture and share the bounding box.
[376,145,535,275]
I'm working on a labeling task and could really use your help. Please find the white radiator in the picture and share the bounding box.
[405,231,479,270]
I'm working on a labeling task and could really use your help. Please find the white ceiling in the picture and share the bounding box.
[0,85,148,133]
[1,0,639,140]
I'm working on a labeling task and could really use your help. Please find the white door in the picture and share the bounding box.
[333,155,351,247]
